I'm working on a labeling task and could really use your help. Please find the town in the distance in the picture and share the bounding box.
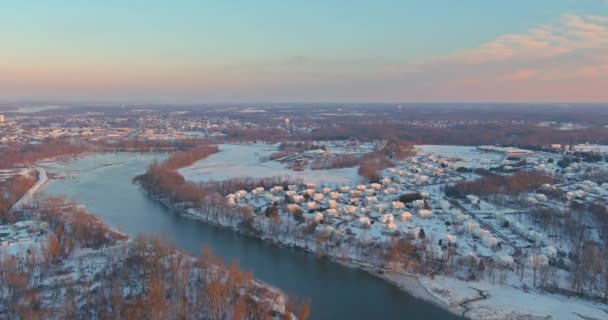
[0,103,607,319]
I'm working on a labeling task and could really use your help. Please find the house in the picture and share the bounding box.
[454,213,468,223]
[343,205,357,215]
[363,189,375,196]
[476,228,490,238]
[364,196,378,204]
[380,177,392,185]
[383,187,397,195]
[271,186,284,193]
[412,199,425,208]
[418,210,433,219]
[358,216,371,227]
[399,211,412,222]
[286,204,302,214]
[328,200,337,208]
[312,212,324,224]
[527,254,549,268]
[325,208,339,217]
[444,234,457,245]
[542,245,558,259]
[391,201,405,210]
[466,195,480,204]
[306,202,319,210]
[380,214,394,224]
[481,235,499,247]
[375,204,388,213]
[494,255,515,268]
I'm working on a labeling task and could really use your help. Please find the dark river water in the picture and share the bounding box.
[42,153,463,320]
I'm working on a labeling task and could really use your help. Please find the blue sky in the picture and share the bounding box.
[1,1,607,103]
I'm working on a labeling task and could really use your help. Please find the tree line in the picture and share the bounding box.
[2,193,304,319]
[445,172,556,198]
[0,139,88,169]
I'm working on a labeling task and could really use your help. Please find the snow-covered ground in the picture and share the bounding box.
[420,275,608,320]
[174,143,608,320]
[179,144,362,185]
[12,168,48,210]
[572,144,608,154]
[416,145,505,169]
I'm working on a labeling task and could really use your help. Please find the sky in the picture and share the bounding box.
[1,1,608,103]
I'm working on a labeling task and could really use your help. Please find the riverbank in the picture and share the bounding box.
[147,192,458,316]
[11,167,48,210]
[39,151,461,319]
[2,162,296,319]
[135,144,608,320]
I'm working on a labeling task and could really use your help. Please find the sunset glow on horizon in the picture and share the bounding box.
[2,1,608,103]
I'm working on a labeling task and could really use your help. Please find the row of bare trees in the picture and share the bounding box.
[96,138,210,152]
[306,122,608,146]
[2,192,304,319]
[0,139,88,169]
[445,172,555,198]
[0,174,36,223]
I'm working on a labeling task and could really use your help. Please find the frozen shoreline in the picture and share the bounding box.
[171,144,608,320]
[38,148,608,320]
[12,167,48,210]
[145,192,460,317]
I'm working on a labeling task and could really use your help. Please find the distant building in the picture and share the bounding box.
[0,114,4,122]
[477,145,534,157]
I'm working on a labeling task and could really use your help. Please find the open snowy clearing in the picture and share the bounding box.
[179,144,363,185]
[415,145,505,168]
[420,275,608,320]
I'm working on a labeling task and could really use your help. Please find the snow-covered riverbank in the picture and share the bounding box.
[144,189,456,316]
[161,144,608,320]
[12,167,48,210]
[1,166,295,319]
[158,192,606,319]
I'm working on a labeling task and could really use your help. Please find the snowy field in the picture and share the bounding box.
[420,275,608,320]
[415,145,504,168]
[11,105,65,113]
[179,144,363,185]
[38,152,167,179]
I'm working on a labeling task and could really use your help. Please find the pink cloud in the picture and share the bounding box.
[403,14,608,101]
[499,70,538,82]
[417,14,608,68]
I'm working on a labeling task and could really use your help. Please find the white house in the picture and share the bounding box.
[391,201,405,210]
[306,202,319,210]
[418,210,433,219]
[399,211,412,222]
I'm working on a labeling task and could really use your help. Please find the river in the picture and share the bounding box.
[41,152,464,320]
